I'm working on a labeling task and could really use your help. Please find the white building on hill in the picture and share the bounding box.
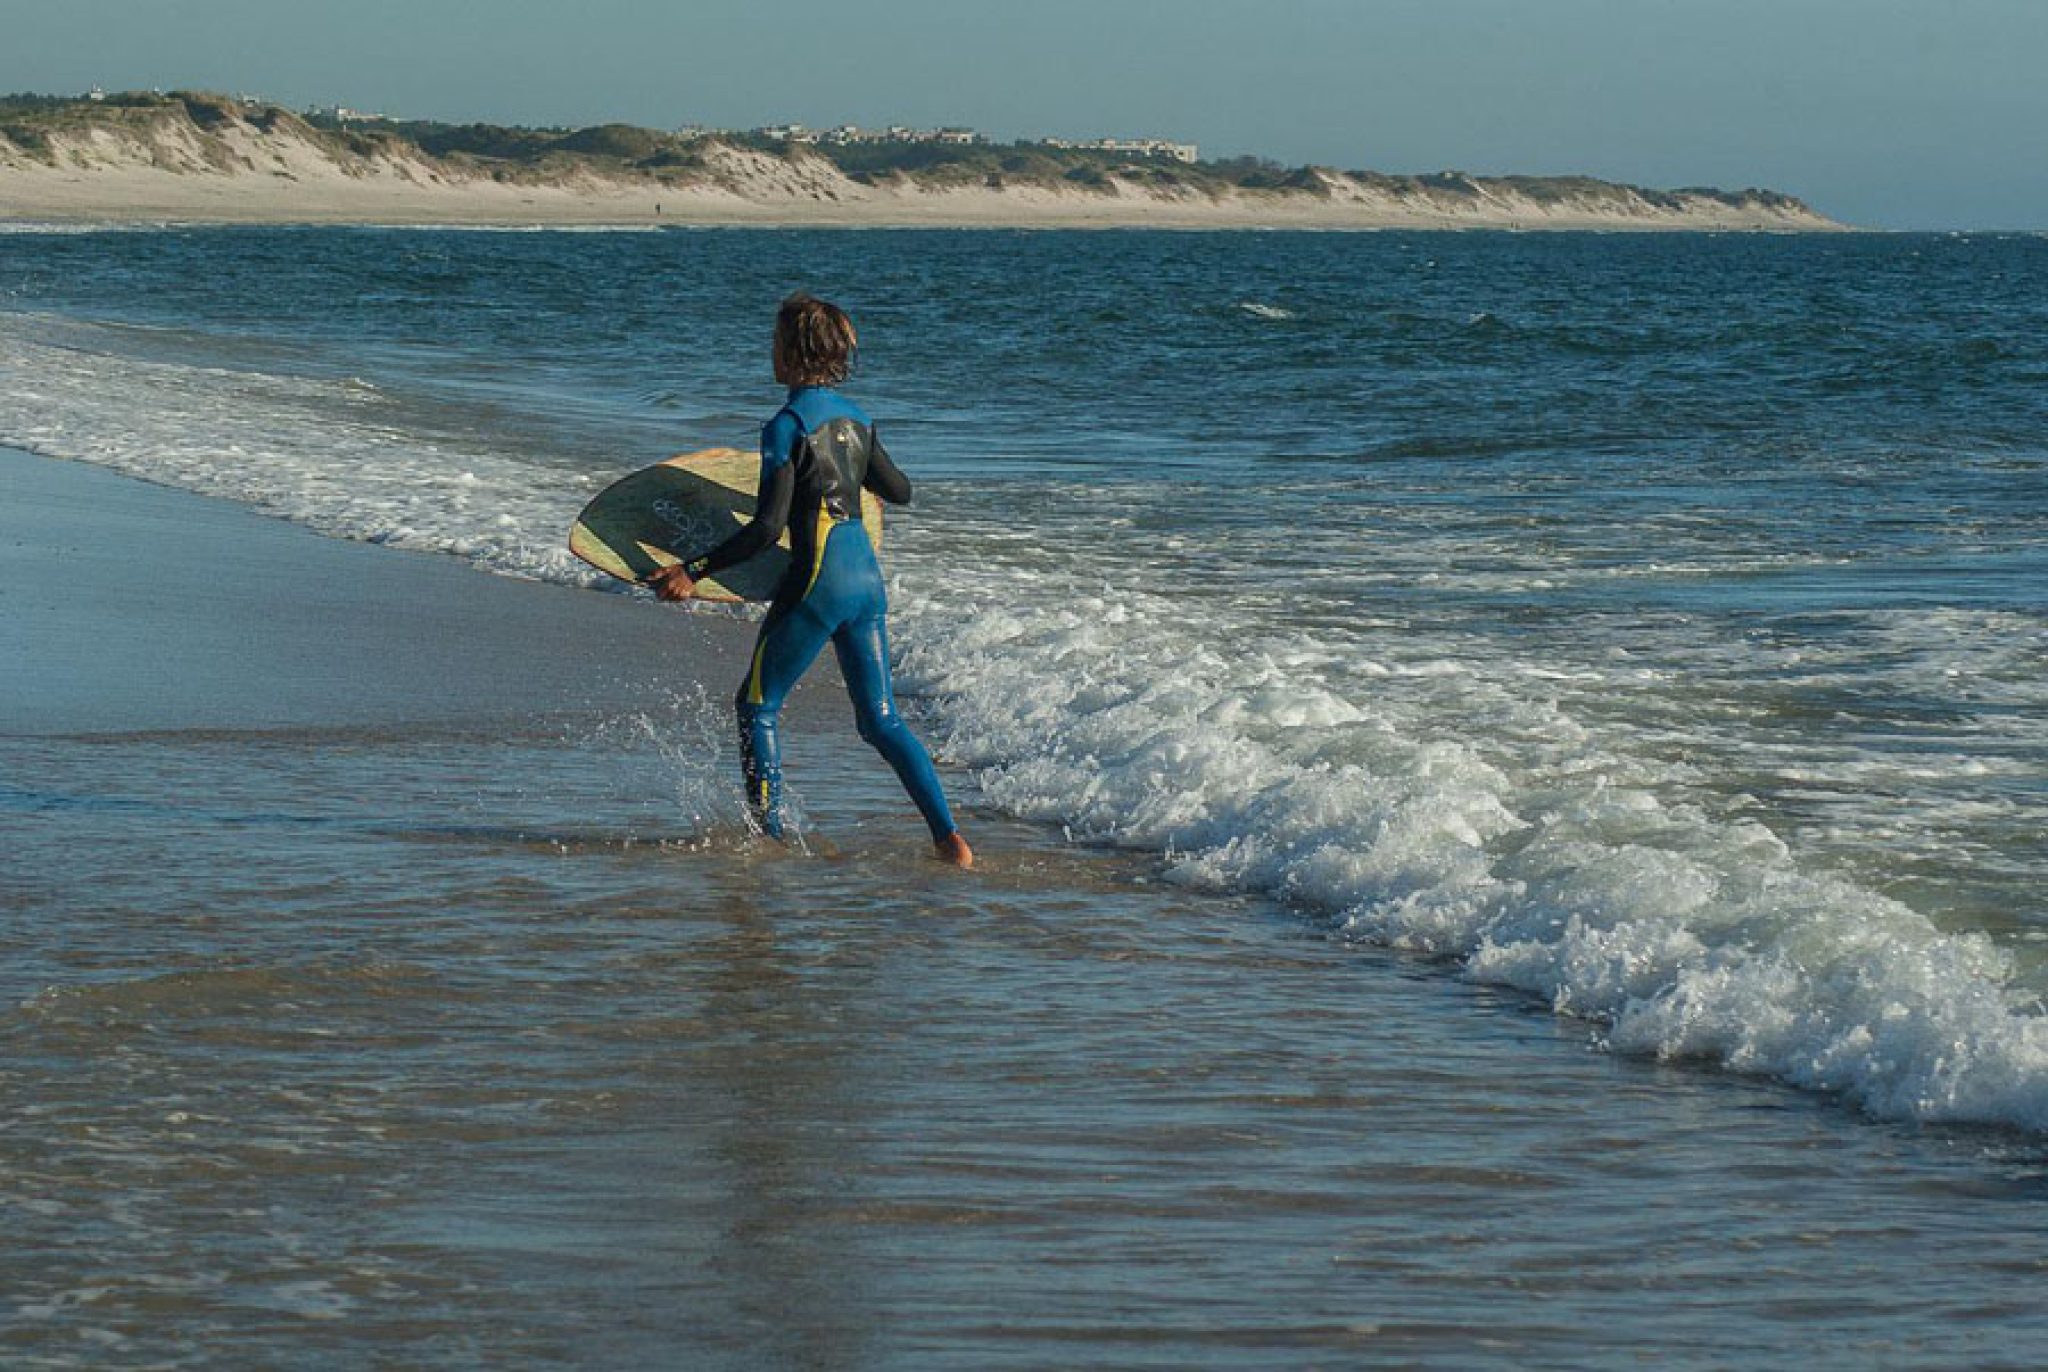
[752,123,988,147]
[1041,136,1199,163]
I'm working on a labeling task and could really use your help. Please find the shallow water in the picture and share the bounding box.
[8,714,2048,1368]
[3,226,2048,1363]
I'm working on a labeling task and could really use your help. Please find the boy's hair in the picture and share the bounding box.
[773,293,858,387]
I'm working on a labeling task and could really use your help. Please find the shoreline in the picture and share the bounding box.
[0,213,1862,233]
[0,198,1851,232]
[0,444,800,738]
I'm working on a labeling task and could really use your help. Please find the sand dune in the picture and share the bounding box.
[0,99,1842,231]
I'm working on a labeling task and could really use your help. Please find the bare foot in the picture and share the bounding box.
[936,831,974,869]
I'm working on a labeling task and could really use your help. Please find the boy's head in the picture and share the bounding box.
[773,293,858,387]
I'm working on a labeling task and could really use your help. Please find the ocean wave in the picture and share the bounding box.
[885,554,2048,1132]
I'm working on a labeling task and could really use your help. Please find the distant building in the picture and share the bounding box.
[308,105,391,125]
[86,86,105,103]
[1041,135,1199,163]
[756,122,987,148]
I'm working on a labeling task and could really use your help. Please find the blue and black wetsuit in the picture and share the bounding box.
[682,386,957,842]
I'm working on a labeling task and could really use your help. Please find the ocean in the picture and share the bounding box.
[3,225,2046,1366]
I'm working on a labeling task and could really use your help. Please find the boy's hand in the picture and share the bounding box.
[647,564,698,601]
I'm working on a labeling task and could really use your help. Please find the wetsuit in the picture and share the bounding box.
[682,386,957,842]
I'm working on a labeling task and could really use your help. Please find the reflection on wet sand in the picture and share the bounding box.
[691,896,876,1368]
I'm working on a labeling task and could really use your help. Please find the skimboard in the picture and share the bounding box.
[568,447,885,604]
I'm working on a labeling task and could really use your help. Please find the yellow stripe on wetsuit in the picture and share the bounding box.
[743,510,847,707]
[801,508,837,598]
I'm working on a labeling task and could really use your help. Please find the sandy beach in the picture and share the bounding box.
[0,168,1839,231]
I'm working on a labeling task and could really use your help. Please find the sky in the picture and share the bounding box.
[2,0,2043,229]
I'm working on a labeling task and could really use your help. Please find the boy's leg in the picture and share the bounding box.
[735,601,833,838]
[831,611,958,842]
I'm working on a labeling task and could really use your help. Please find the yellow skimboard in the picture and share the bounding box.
[568,448,885,604]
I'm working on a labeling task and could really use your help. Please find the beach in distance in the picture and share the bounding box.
[0,92,1843,231]
[4,224,2047,1366]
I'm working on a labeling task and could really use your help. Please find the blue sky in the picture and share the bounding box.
[3,0,2042,228]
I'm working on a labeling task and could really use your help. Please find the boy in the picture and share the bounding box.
[650,294,974,869]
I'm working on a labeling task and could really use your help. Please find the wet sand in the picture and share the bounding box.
[1,445,768,735]
[6,448,2048,1368]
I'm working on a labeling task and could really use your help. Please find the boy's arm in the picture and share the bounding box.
[863,422,912,506]
[680,414,800,580]
[681,464,793,580]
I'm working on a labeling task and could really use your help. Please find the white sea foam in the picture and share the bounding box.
[6,312,2047,1131]
[347,223,670,234]
[1236,301,1296,321]
[0,221,150,235]
[0,314,610,591]
[892,593,2048,1126]
[884,494,2048,1132]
